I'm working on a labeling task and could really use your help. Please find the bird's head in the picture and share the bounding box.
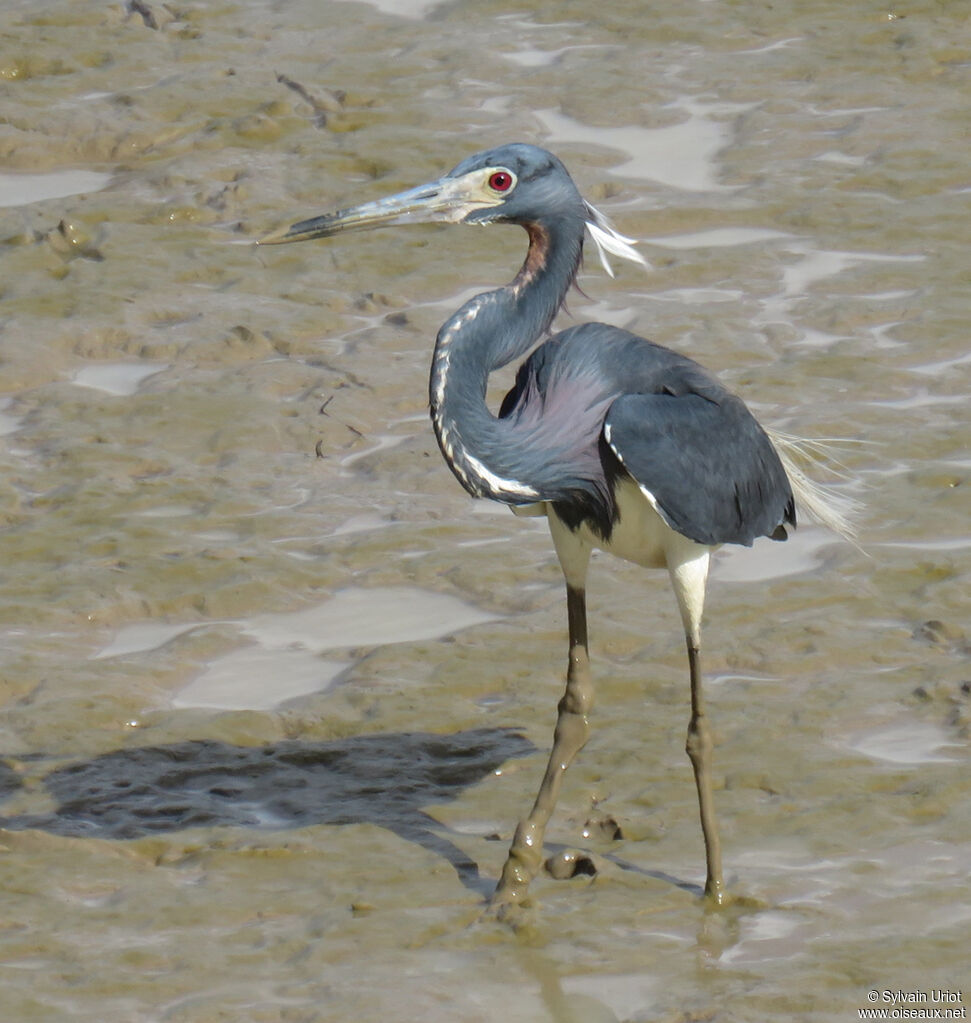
[259,143,647,275]
[441,143,585,226]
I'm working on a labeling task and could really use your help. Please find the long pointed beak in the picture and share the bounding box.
[258,175,493,245]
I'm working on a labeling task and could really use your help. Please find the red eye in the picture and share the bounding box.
[489,171,513,192]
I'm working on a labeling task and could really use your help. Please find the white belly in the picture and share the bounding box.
[512,479,713,638]
[588,476,675,569]
[515,477,708,569]
[556,479,714,639]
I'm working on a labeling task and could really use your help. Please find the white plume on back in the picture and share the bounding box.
[765,429,864,544]
[583,200,650,277]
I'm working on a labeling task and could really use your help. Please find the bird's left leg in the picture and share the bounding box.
[492,515,593,908]
[667,545,726,905]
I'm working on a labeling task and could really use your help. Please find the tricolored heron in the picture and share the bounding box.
[261,143,846,909]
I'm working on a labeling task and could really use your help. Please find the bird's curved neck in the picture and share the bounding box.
[429,217,583,502]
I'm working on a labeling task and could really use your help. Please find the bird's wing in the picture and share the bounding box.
[603,391,795,547]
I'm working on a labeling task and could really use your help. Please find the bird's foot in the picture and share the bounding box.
[482,892,534,928]
[703,877,730,907]
[700,881,770,914]
[489,819,547,914]
[490,860,535,912]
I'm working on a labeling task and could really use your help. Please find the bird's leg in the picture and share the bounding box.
[668,546,726,904]
[685,637,726,904]
[492,582,593,908]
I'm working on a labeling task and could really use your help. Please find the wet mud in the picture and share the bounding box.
[0,1,968,1020]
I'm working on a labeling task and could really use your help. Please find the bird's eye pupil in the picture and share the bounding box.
[489,172,512,192]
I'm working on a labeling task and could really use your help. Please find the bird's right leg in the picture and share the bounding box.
[668,545,726,904]
[492,518,593,908]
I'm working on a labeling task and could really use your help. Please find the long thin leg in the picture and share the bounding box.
[492,583,593,907]
[668,545,726,904]
[685,638,725,904]
[492,512,593,908]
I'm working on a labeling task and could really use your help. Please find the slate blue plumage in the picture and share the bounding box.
[499,325,795,545]
[418,144,795,551]
[262,142,803,911]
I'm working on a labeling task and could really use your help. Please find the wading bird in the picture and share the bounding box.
[261,143,846,909]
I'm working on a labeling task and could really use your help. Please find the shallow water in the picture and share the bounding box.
[0,168,112,208]
[0,0,968,1020]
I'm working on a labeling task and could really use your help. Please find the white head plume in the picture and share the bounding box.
[583,200,650,277]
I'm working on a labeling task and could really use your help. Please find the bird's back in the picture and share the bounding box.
[500,322,795,548]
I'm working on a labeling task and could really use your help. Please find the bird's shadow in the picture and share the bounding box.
[0,727,535,899]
